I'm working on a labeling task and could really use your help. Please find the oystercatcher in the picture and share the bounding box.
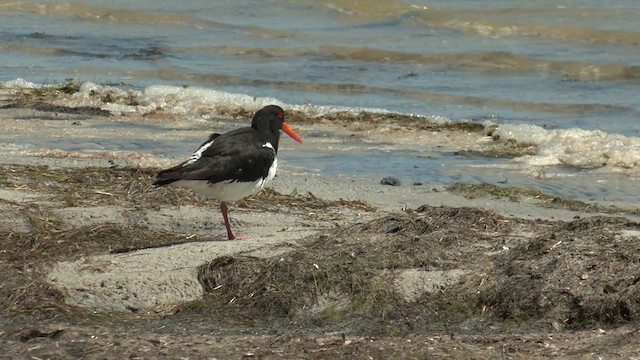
[154,105,304,240]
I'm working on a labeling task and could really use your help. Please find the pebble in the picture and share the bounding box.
[380,176,401,186]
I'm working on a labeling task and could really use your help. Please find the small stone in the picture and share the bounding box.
[380,176,401,186]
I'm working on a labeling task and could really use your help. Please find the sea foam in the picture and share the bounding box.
[493,124,640,171]
[1,79,433,121]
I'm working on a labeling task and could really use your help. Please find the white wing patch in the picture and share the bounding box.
[264,157,277,184]
[255,142,277,189]
[184,139,214,166]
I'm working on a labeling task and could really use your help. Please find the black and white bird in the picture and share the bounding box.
[154,105,304,240]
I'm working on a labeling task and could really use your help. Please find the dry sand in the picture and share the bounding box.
[44,169,607,313]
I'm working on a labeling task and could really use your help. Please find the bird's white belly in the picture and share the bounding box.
[172,158,277,202]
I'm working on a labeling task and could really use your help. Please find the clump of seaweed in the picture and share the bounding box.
[479,216,640,328]
[0,164,203,208]
[1,78,142,111]
[0,164,376,214]
[293,110,486,133]
[240,187,376,213]
[213,107,484,133]
[195,205,640,334]
[194,206,521,333]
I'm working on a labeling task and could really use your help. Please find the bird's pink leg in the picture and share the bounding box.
[220,201,235,240]
[219,202,249,240]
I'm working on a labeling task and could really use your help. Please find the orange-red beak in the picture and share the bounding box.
[282,122,304,144]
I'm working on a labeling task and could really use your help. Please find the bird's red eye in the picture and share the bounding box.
[277,112,284,118]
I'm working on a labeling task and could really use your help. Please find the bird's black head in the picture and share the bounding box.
[251,105,304,146]
[251,105,285,134]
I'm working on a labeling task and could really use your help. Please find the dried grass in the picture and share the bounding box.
[0,164,376,213]
[195,206,640,334]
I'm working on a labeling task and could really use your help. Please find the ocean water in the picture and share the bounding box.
[1,0,639,204]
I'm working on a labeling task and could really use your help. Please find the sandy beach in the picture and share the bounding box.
[1,102,639,359]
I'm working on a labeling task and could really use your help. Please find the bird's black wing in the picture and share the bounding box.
[154,129,276,186]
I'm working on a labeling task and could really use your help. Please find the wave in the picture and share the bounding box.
[0,78,398,119]
[0,1,217,27]
[6,35,640,82]
[318,1,640,46]
[60,67,634,115]
[0,1,305,39]
[3,73,632,119]
[492,123,640,171]
[145,44,640,82]
[0,43,166,61]
[417,10,640,45]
